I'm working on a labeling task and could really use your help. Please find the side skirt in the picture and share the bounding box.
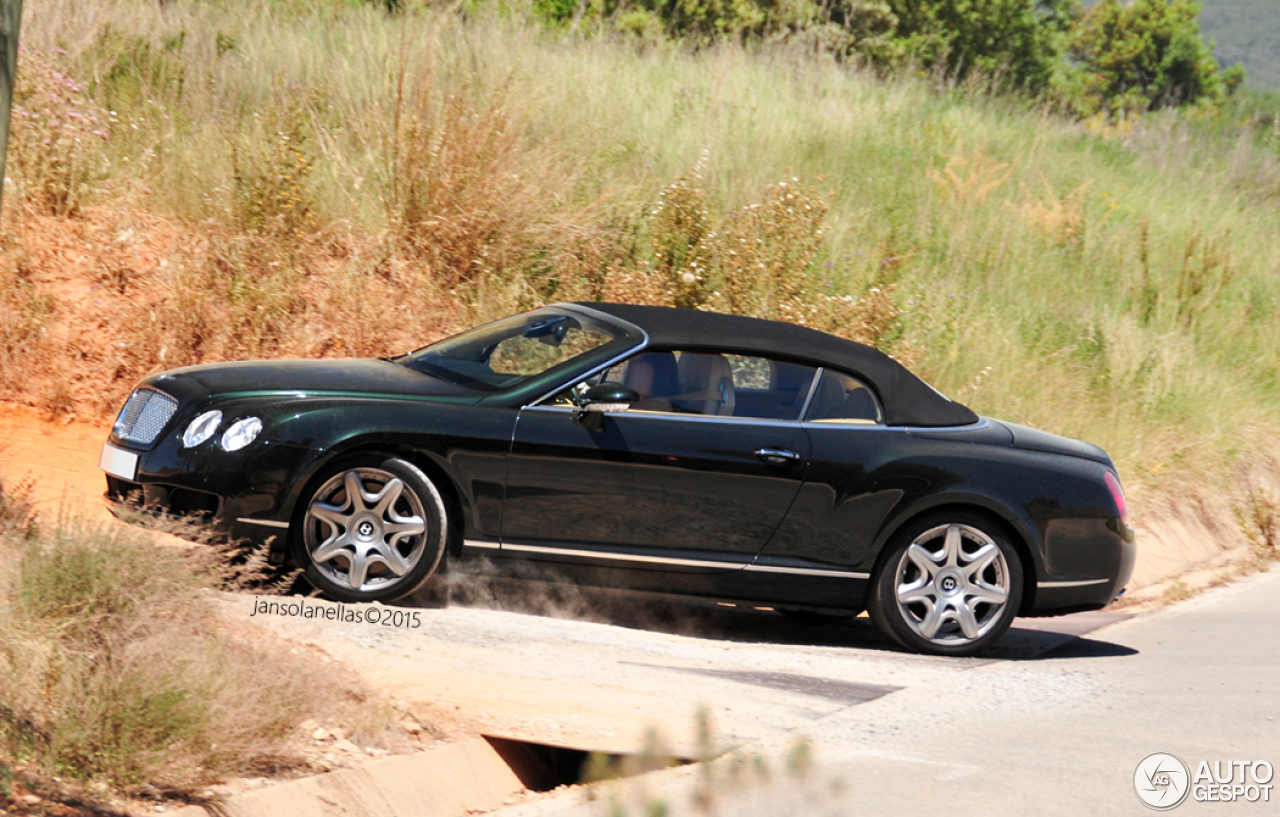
[458,540,869,612]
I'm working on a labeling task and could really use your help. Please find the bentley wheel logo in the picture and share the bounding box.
[1134,752,1191,810]
[357,520,376,538]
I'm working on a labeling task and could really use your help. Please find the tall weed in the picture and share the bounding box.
[8,48,112,217]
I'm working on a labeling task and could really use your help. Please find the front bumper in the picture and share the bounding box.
[100,435,320,563]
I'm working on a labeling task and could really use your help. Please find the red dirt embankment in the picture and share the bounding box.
[1,208,464,425]
[0,403,111,512]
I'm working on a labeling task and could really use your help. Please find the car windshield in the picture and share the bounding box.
[399,308,627,391]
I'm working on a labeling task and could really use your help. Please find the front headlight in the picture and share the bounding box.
[182,410,223,448]
[220,417,263,452]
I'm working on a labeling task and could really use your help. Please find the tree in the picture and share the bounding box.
[1064,0,1244,115]
[885,0,1080,92]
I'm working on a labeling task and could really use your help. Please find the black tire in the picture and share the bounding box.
[867,512,1023,657]
[294,455,447,603]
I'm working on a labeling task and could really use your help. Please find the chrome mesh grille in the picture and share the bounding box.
[113,388,178,445]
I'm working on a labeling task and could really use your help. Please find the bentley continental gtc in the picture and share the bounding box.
[100,302,1135,656]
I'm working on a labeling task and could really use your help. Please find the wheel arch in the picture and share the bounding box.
[286,443,470,565]
[871,500,1040,616]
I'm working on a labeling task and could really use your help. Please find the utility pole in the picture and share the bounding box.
[0,0,23,216]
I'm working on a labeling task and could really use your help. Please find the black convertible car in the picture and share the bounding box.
[100,302,1134,656]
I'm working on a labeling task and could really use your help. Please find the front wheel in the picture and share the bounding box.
[867,513,1022,657]
[296,456,447,603]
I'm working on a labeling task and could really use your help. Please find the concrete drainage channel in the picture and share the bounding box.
[172,735,693,817]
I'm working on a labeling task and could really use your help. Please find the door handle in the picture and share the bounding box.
[755,448,801,465]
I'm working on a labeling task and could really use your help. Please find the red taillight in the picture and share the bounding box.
[1104,471,1128,523]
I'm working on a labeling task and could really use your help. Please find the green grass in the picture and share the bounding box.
[10,0,1280,489]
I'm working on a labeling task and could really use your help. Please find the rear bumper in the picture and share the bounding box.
[1028,517,1136,616]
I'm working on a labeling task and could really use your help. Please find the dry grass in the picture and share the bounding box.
[1234,463,1280,565]
[7,48,113,218]
[0,495,391,795]
[1160,579,1197,605]
[585,709,847,817]
[0,477,37,539]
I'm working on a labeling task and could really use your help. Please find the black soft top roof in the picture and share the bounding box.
[574,302,978,428]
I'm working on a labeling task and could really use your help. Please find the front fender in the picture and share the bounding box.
[266,397,518,543]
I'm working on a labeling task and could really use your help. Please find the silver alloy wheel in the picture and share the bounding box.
[303,467,428,593]
[893,523,1011,645]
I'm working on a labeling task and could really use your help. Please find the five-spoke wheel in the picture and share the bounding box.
[868,513,1022,656]
[297,456,447,603]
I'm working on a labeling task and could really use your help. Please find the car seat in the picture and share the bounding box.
[769,360,817,419]
[622,352,680,412]
[675,353,736,416]
[808,372,879,422]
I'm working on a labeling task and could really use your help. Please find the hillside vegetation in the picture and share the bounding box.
[2,0,1279,502]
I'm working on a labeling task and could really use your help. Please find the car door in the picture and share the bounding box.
[760,367,903,573]
[500,350,819,572]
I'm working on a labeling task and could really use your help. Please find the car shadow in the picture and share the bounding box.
[394,574,1139,662]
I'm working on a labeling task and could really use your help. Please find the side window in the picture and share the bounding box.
[805,369,883,424]
[545,369,609,407]
[545,382,585,408]
[598,351,818,420]
[726,355,770,389]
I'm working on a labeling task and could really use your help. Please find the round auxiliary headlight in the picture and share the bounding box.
[220,417,263,452]
[182,410,223,448]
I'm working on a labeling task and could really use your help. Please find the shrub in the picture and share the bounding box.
[0,478,38,539]
[0,510,387,793]
[636,163,918,360]
[0,255,54,399]
[1063,0,1244,116]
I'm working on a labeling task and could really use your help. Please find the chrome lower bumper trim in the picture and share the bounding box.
[1037,578,1110,588]
[743,564,869,579]
[236,517,290,529]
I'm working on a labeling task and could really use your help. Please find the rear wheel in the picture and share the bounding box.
[868,513,1022,657]
[297,456,447,603]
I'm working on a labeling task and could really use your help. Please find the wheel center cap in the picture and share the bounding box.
[354,516,379,541]
[938,571,962,596]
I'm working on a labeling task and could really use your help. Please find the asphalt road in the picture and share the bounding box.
[484,566,1280,816]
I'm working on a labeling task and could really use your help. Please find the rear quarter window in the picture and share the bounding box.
[805,369,883,424]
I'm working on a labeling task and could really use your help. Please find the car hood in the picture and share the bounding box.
[150,358,486,401]
[994,420,1113,467]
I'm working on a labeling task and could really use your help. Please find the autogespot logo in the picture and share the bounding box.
[1134,753,1275,809]
[1134,752,1191,810]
